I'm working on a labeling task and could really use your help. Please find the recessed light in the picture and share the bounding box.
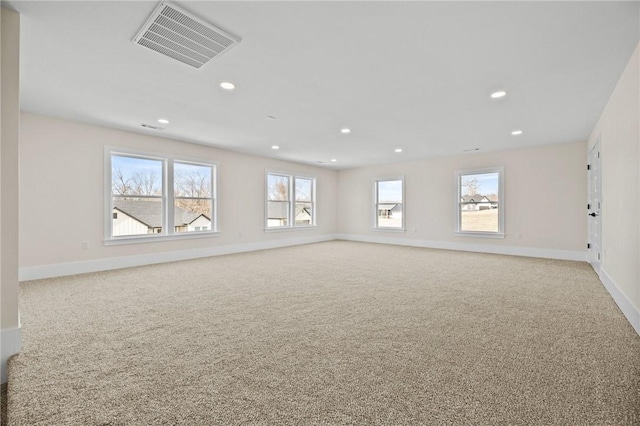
[267,115,276,120]
[340,128,351,134]
[271,145,279,150]
[490,90,507,99]
[511,130,523,135]
[220,81,236,90]
[395,148,403,153]
[157,118,169,124]
[330,159,337,162]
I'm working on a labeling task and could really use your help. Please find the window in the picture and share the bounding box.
[456,167,504,236]
[174,162,214,234]
[108,150,217,240]
[266,172,315,229]
[374,178,404,230]
[295,177,314,226]
[267,173,290,228]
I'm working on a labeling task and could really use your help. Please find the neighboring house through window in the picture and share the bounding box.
[374,177,404,230]
[108,149,216,240]
[266,172,315,229]
[456,167,504,236]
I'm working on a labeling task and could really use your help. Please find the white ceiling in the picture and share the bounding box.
[7,1,640,169]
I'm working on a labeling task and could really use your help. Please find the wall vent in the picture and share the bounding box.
[133,1,240,69]
[141,124,165,130]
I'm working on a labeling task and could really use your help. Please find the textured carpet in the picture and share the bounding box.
[1,383,7,426]
[7,241,640,425]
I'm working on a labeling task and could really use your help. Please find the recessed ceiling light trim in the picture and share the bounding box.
[341,128,351,134]
[490,90,507,99]
[511,130,523,135]
[220,81,235,90]
[271,145,279,150]
[132,1,241,69]
[158,118,169,124]
[395,148,403,153]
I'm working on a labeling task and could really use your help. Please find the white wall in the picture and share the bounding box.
[337,141,587,260]
[1,6,22,384]
[588,42,640,333]
[19,113,338,277]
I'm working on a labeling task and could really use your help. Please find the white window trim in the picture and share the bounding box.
[373,176,406,232]
[264,170,317,231]
[105,147,220,244]
[455,166,505,238]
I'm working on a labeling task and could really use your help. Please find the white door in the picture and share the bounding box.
[587,142,602,274]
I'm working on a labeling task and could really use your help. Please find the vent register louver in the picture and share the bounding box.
[132,1,240,69]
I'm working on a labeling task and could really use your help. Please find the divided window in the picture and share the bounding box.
[374,178,404,230]
[456,167,504,236]
[108,150,216,240]
[266,172,315,229]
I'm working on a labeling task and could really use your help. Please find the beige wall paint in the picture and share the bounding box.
[588,42,640,311]
[20,112,589,272]
[337,141,587,253]
[1,7,21,331]
[19,113,338,268]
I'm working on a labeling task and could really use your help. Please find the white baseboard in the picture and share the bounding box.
[1,325,22,384]
[19,234,339,281]
[600,268,640,336]
[336,233,587,262]
[18,234,588,281]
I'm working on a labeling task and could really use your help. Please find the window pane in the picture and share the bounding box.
[295,202,313,225]
[376,180,403,228]
[174,162,212,198]
[460,172,499,232]
[268,174,289,201]
[267,201,289,227]
[111,155,163,237]
[112,155,162,197]
[295,178,312,201]
[112,197,162,236]
[174,199,212,233]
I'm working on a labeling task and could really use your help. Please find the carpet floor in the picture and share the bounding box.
[7,241,640,425]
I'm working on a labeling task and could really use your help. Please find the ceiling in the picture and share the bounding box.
[6,1,640,169]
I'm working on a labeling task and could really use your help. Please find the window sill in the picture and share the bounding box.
[372,227,406,233]
[454,231,505,239]
[105,231,220,246]
[265,225,317,233]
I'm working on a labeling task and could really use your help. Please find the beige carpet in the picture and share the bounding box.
[1,383,7,426]
[7,241,640,425]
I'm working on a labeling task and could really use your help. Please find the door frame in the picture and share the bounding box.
[587,139,602,275]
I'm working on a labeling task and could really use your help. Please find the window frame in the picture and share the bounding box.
[105,147,219,244]
[265,171,316,231]
[455,166,504,238]
[373,176,405,232]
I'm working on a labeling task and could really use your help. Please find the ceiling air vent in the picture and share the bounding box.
[132,1,240,69]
